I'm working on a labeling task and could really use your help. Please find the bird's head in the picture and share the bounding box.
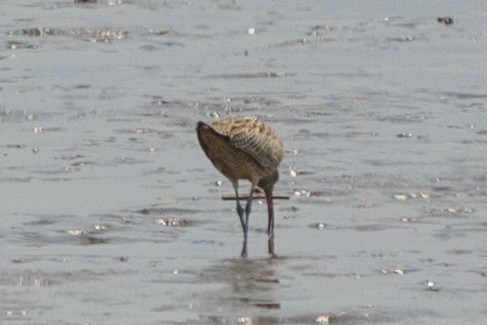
[257,170,279,195]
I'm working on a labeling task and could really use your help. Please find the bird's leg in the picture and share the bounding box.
[265,189,275,237]
[232,181,246,237]
[243,180,257,236]
[268,235,275,257]
[241,238,248,258]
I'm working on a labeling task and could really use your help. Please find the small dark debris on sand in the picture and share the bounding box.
[437,17,454,25]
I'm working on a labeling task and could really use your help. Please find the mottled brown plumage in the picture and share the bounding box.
[196,117,283,241]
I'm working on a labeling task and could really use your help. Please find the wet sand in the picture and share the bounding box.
[1,1,487,324]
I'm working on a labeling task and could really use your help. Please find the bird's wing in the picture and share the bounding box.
[212,118,283,170]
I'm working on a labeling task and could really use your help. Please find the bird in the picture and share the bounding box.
[196,116,283,242]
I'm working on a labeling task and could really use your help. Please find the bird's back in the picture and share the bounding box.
[197,117,283,182]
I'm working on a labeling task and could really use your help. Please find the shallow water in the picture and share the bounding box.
[1,0,487,324]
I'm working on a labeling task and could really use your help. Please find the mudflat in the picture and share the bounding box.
[1,1,487,324]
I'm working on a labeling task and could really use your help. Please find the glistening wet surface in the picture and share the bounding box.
[1,0,487,324]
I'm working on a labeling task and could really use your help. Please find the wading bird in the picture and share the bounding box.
[196,117,283,254]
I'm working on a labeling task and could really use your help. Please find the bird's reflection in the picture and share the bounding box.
[200,247,282,323]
